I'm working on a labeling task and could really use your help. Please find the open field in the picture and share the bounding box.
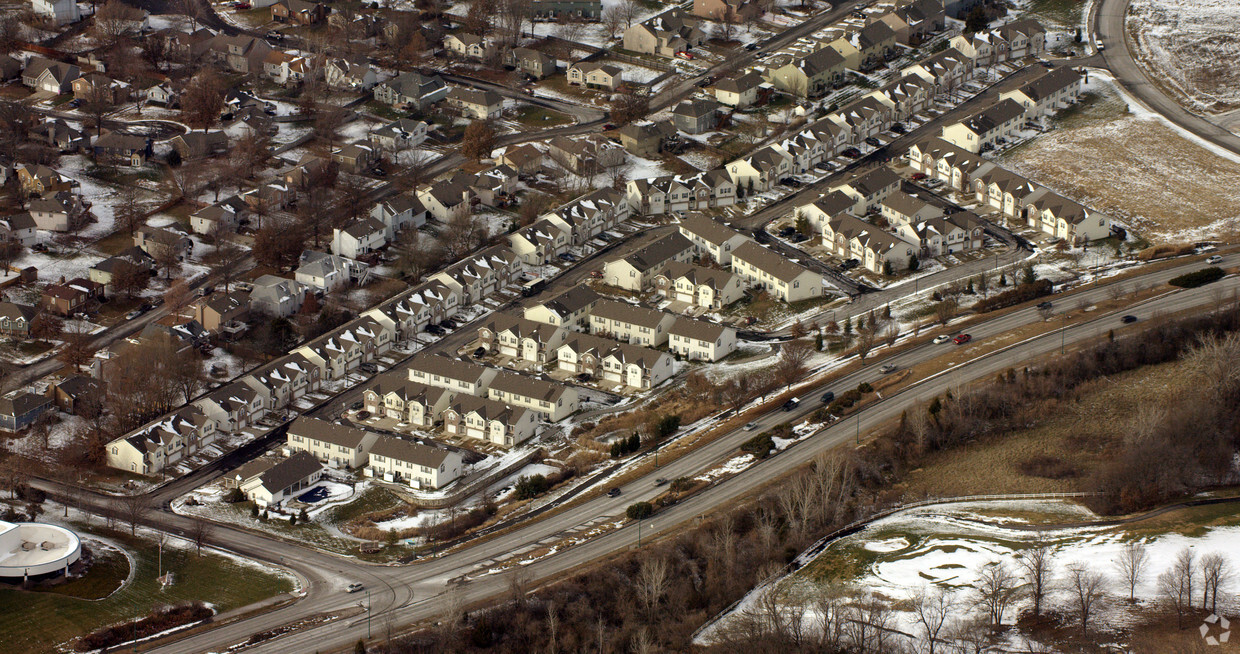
[1127,0,1240,115]
[0,526,293,653]
[1000,76,1240,243]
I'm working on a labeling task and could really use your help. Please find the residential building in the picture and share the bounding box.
[89,247,154,290]
[446,87,503,120]
[881,190,944,226]
[372,72,448,110]
[71,73,129,104]
[602,232,693,291]
[170,132,228,160]
[713,70,767,108]
[668,318,737,361]
[902,47,973,91]
[497,144,545,174]
[92,132,152,167]
[600,343,675,389]
[524,286,600,329]
[194,380,265,431]
[730,241,822,302]
[0,391,51,432]
[134,225,192,260]
[895,210,985,257]
[625,170,736,215]
[0,303,37,339]
[406,355,497,395]
[555,333,622,376]
[106,406,216,474]
[832,166,902,213]
[249,274,307,317]
[767,48,846,97]
[692,0,761,21]
[22,58,80,94]
[507,219,571,265]
[363,374,453,427]
[486,371,579,421]
[589,300,677,347]
[324,56,375,90]
[31,0,80,24]
[1020,189,1111,242]
[15,163,76,196]
[190,198,247,235]
[331,218,387,259]
[996,18,1046,59]
[368,436,464,487]
[286,416,380,468]
[271,0,327,24]
[623,9,706,57]
[617,120,677,157]
[677,213,751,265]
[444,33,493,60]
[727,144,793,193]
[999,66,1083,120]
[241,452,324,508]
[194,290,250,333]
[205,35,272,75]
[46,375,105,414]
[27,191,87,232]
[547,135,625,176]
[653,261,744,309]
[440,396,538,447]
[331,143,377,174]
[41,278,103,316]
[476,314,569,364]
[671,98,725,135]
[507,48,557,79]
[940,98,1025,153]
[529,0,602,19]
[0,213,37,246]
[417,177,474,223]
[567,61,624,91]
[369,119,428,154]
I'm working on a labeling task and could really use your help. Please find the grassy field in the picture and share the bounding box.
[896,358,1192,498]
[1021,0,1087,31]
[512,105,574,129]
[1000,78,1240,243]
[0,527,293,653]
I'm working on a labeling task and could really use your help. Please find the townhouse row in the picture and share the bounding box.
[284,416,464,491]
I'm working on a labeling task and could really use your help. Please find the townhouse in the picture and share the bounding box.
[902,47,973,91]
[654,261,744,310]
[868,74,938,121]
[971,165,1040,218]
[530,0,602,19]
[895,0,945,42]
[249,275,307,317]
[853,19,899,69]
[767,47,846,98]
[601,343,675,389]
[998,66,1083,120]
[589,300,676,347]
[286,416,380,468]
[827,95,893,141]
[441,395,538,448]
[940,98,1025,153]
[240,452,324,508]
[292,317,393,381]
[0,302,37,339]
[417,177,474,222]
[668,318,737,361]
[542,187,630,245]
[368,435,464,487]
[601,232,694,292]
[567,62,624,91]
[692,0,761,21]
[555,333,625,377]
[507,218,571,265]
[486,371,578,421]
[246,354,322,409]
[623,9,706,58]
[906,137,994,191]
[406,355,497,396]
[1020,189,1110,242]
[819,210,914,273]
[363,373,454,427]
[429,245,522,305]
[676,212,750,265]
[798,190,863,234]
[832,166,902,214]
[777,130,834,175]
[727,144,794,193]
[881,190,944,226]
[524,286,600,329]
[372,71,449,110]
[295,251,370,292]
[626,169,736,215]
[730,241,822,302]
[194,380,266,432]
[996,19,1046,60]
[895,210,985,257]
[106,406,218,475]
[476,313,569,364]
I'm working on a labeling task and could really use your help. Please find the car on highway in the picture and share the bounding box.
[743,422,758,431]
[655,478,668,486]
[910,172,928,181]
[1207,255,1223,264]
[879,363,897,374]
[841,147,862,158]
[1037,301,1053,310]
[932,335,951,344]
[820,391,835,403]
[1121,315,1138,324]
[782,397,800,411]
[346,583,364,593]
[953,334,972,345]
[472,347,487,358]
[607,487,622,497]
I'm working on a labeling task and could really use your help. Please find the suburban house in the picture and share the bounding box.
[727,144,793,193]
[190,198,246,235]
[497,144,545,174]
[92,132,152,167]
[170,132,228,160]
[106,406,217,474]
[730,241,822,302]
[567,61,624,91]
[600,343,675,389]
[193,290,251,334]
[486,371,578,421]
[363,374,453,427]
[623,9,706,58]
[589,300,677,347]
[16,163,77,196]
[0,302,38,339]
[444,33,493,60]
[371,193,427,240]
[601,232,694,292]
[617,120,678,157]
[46,374,105,414]
[240,452,324,508]
[373,71,449,110]
[249,275,307,317]
[668,318,737,361]
[145,81,180,106]
[324,56,376,90]
[406,355,497,396]
[331,143,377,174]
[713,70,768,108]
[692,0,761,21]
[524,286,600,329]
[676,213,750,265]
[271,0,327,24]
[441,395,539,448]
[286,417,380,468]
[134,225,193,260]
[446,87,503,120]
[89,246,155,290]
[263,50,314,86]
[417,177,475,222]
[832,167,902,214]
[507,48,557,79]
[31,0,80,24]
[41,278,104,316]
[0,213,36,246]
[895,210,985,257]
[369,118,428,154]
[999,66,1083,120]
[895,0,945,42]
[71,73,129,104]
[881,190,944,226]
[672,98,725,135]
[204,35,272,75]
[22,58,80,93]
[476,314,569,364]
[547,135,625,176]
[27,191,88,231]
[767,48,846,97]
[295,251,370,292]
[331,218,387,259]
[368,435,464,488]
[507,219,571,265]
[0,391,51,433]
[654,261,744,309]
[43,119,89,152]
[940,98,1026,153]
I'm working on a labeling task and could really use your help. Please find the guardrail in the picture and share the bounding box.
[691,491,1094,644]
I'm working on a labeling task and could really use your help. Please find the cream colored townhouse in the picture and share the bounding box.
[368,435,464,488]
[286,416,380,469]
[486,371,579,421]
[589,300,677,347]
[668,318,737,362]
[440,395,539,447]
[730,241,823,302]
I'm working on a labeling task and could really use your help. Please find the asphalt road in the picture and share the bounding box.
[1093,0,1240,157]
[93,251,1236,654]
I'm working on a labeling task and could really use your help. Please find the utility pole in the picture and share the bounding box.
[856,413,860,444]
[367,589,372,639]
[1061,312,1067,354]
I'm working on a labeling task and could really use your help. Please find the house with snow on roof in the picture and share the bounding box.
[441,395,539,447]
[601,232,693,292]
[727,144,793,193]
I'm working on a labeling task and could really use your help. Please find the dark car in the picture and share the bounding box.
[558,252,577,262]
[745,43,758,51]
[792,233,808,243]
[1037,301,1053,310]
[779,226,796,237]
[472,347,487,358]
[357,411,371,420]
[440,320,457,329]
[696,78,711,87]
[67,99,82,108]
[359,363,378,373]
[815,161,835,171]
[576,373,592,383]
[607,487,621,498]
[350,401,364,410]
[425,324,445,335]
[1121,315,1138,323]
[864,137,882,147]
[841,147,862,158]
[655,478,669,486]
[840,258,861,270]
[782,397,800,411]
[890,122,907,134]
[911,172,928,181]
[1041,60,1055,68]
[820,391,835,403]
[602,123,616,130]
[780,177,801,187]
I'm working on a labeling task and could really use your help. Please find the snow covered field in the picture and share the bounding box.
[1128,0,1240,114]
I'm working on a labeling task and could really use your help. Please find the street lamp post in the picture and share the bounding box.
[856,413,861,444]
[367,589,372,639]
[1061,312,1067,354]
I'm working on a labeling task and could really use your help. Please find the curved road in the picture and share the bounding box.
[1093,0,1240,157]
[75,252,1234,654]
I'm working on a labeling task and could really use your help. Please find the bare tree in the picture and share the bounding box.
[114,184,144,235]
[1200,552,1230,614]
[461,121,496,160]
[934,297,959,326]
[93,0,140,47]
[1067,563,1106,637]
[601,5,626,39]
[1114,541,1150,602]
[854,324,878,360]
[776,340,815,389]
[636,556,669,618]
[119,493,147,535]
[189,517,212,555]
[972,561,1020,628]
[1159,547,1196,628]
[181,71,225,133]
[912,586,954,654]
[845,595,896,652]
[618,0,642,28]
[1017,538,1055,617]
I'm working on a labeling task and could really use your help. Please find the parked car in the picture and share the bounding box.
[425,324,445,335]
[879,363,897,374]
[780,177,802,187]
[1207,255,1223,264]
[576,373,592,383]
[1121,315,1138,323]
[815,161,835,171]
[841,147,862,158]
[346,583,364,593]
[266,30,284,40]
[602,123,616,130]
[840,258,861,270]
[357,411,371,420]
[125,310,143,320]
[472,347,487,358]
[910,172,928,181]
[820,391,835,403]
[350,401,364,410]
[779,226,796,237]
[558,253,576,262]
[890,122,907,134]
[359,363,378,373]
[932,335,951,344]
[67,99,81,108]
[952,333,972,345]
[864,137,882,147]
[607,487,622,497]
[675,51,695,60]
[743,422,758,431]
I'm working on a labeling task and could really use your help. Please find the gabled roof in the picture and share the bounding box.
[669,317,729,342]
[538,286,600,317]
[1012,66,1082,102]
[732,241,817,283]
[251,451,322,494]
[613,232,692,272]
[447,86,502,107]
[488,370,569,403]
[591,299,671,330]
[288,416,373,449]
[672,97,723,120]
[957,99,1024,135]
[715,70,764,94]
[406,354,491,384]
[678,213,745,246]
[371,435,454,467]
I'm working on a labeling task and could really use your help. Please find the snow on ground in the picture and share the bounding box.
[623,154,672,180]
[1127,0,1240,115]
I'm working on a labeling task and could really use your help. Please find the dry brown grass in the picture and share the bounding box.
[1001,81,1240,243]
[895,359,1195,498]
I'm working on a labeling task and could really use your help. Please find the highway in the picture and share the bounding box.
[85,251,1234,654]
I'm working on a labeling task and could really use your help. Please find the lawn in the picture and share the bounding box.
[512,105,574,129]
[0,526,294,653]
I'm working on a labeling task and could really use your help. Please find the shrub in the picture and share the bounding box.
[224,488,245,503]
[626,502,653,520]
[76,603,213,651]
[514,474,550,500]
[856,382,872,393]
[1018,455,1078,479]
[1168,267,1224,288]
[669,477,693,493]
[974,279,1054,313]
[740,433,775,459]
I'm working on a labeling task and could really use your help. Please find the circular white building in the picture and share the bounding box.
[0,520,82,580]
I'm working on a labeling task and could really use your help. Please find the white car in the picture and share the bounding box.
[1207,255,1223,265]
[346,582,364,593]
[743,422,758,431]
[932,335,951,344]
